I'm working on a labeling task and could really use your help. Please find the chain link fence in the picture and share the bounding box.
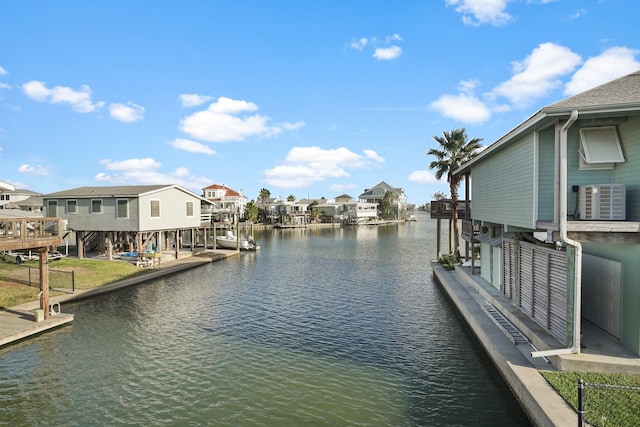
[0,264,75,293]
[578,378,640,427]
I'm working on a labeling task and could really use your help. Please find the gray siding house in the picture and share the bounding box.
[456,70,640,356]
[43,185,211,258]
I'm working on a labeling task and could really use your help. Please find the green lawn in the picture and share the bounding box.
[0,257,151,307]
[541,370,640,427]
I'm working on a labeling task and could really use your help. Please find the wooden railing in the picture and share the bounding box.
[0,217,63,251]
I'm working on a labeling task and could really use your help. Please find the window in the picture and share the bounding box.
[186,201,194,217]
[150,200,160,218]
[47,200,57,217]
[578,126,625,169]
[91,199,103,214]
[117,199,129,219]
[67,200,77,214]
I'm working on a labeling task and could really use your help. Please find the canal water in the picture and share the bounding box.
[0,213,531,426]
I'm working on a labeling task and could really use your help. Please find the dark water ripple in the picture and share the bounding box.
[0,215,530,426]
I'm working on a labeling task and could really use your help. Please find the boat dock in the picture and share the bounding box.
[0,249,238,348]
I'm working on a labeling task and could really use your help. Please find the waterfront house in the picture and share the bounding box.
[0,183,43,213]
[202,184,247,222]
[43,185,212,259]
[454,70,640,356]
[359,181,408,220]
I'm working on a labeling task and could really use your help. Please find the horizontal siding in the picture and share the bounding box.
[472,134,536,228]
[537,128,555,221]
[48,197,140,231]
[139,188,203,231]
[612,116,640,221]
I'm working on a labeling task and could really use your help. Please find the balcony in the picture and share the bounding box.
[0,217,63,251]
[430,199,470,220]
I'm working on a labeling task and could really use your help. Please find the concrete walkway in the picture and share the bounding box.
[432,262,577,427]
[0,249,238,348]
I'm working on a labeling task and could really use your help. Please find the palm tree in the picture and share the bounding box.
[428,128,482,259]
[258,188,271,203]
[287,194,295,202]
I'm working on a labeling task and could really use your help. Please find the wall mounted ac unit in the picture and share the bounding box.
[579,184,626,220]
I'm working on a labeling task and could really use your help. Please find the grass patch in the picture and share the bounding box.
[0,258,153,308]
[541,370,640,427]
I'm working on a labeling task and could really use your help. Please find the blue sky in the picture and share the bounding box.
[1,0,639,204]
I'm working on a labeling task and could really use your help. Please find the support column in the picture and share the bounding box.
[39,248,49,320]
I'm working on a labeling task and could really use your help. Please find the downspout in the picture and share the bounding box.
[532,110,581,358]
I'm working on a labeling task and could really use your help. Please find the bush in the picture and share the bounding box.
[438,254,458,270]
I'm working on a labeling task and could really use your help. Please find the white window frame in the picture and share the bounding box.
[578,126,625,169]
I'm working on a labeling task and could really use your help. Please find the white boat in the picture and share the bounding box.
[215,230,260,251]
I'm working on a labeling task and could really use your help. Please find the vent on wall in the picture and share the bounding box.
[579,184,626,220]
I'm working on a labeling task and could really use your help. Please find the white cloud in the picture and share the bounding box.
[564,46,640,96]
[408,170,440,184]
[263,146,385,188]
[350,34,403,60]
[96,158,211,192]
[0,83,10,90]
[430,93,491,124]
[22,80,105,113]
[489,42,582,108]
[179,96,303,142]
[180,93,213,108]
[279,121,306,130]
[350,38,368,51]
[373,46,402,61]
[109,102,144,122]
[569,8,586,19]
[170,138,216,155]
[18,164,50,176]
[446,0,513,26]
[0,66,7,76]
[363,149,385,163]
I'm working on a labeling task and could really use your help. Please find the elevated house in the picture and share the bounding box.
[359,181,408,220]
[455,70,640,356]
[202,184,247,222]
[43,185,212,259]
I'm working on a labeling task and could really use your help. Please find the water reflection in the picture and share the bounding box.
[0,213,530,426]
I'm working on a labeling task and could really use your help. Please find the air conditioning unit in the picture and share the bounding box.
[579,184,626,220]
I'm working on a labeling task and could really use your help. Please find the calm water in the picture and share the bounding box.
[0,213,531,426]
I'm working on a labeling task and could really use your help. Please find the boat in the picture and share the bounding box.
[215,230,260,251]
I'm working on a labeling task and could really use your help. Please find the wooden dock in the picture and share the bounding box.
[0,307,73,347]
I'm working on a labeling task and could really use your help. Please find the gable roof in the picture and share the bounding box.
[42,185,211,205]
[202,184,241,197]
[546,70,640,111]
[359,181,404,198]
[456,70,640,175]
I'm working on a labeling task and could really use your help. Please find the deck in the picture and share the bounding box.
[0,217,63,251]
[0,307,73,347]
